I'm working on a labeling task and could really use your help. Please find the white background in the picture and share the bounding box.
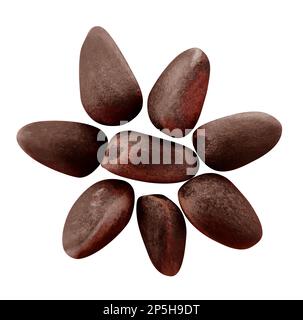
[0,0,302,299]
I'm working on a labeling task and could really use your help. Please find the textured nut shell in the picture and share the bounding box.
[101,131,199,183]
[148,48,210,137]
[137,195,186,276]
[80,26,142,125]
[63,179,134,259]
[193,112,282,171]
[17,121,107,177]
[178,174,262,249]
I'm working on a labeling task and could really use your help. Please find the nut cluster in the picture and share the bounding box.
[17,26,282,276]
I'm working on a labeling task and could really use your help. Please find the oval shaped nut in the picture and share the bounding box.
[63,179,134,259]
[101,131,199,183]
[178,174,262,249]
[193,112,282,171]
[137,195,186,276]
[17,121,107,177]
[80,26,143,125]
[148,48,210,138]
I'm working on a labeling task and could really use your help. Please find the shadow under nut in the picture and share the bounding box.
[63,179,134,259]
[178,173,262,249]
[137,195,186,276]
[80,26,142,125]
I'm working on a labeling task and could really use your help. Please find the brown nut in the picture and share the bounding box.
[101,131,199,183]
[193,112,282,171]
[178,173,262,249]
[148,48,210,137]
[137,195,186,276]
[17,121,107,177]
[63,179,134,259]
[80,26,142,125]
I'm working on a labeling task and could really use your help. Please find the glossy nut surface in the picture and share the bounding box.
[148,48,210,137]
[193,112,282,171]
[101,131,199,183]
[80,26,142,125]
[63,179,134,258]
[137,195,186,276]
[178,173,262,249]
[17,121,107,177]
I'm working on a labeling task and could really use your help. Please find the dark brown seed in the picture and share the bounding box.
[63,179,134,259]
[137,195,186,276]
[80,26,143,125]
[178,173,262,249]
[148,48,210,138]
[17,121,107,177]
[193,112,282,171]
[101,131,199,183]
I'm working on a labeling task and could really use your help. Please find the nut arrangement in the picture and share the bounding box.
[17,26,282,276]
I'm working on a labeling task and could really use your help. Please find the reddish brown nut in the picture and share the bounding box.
[193,112,282,171]
[63,179,134,259]
[178,173,262,249]
[80,26,142,125]
[137,195,186,276]
[101,131,199,183]
[17,121,107,177]
[148,48,210,138]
